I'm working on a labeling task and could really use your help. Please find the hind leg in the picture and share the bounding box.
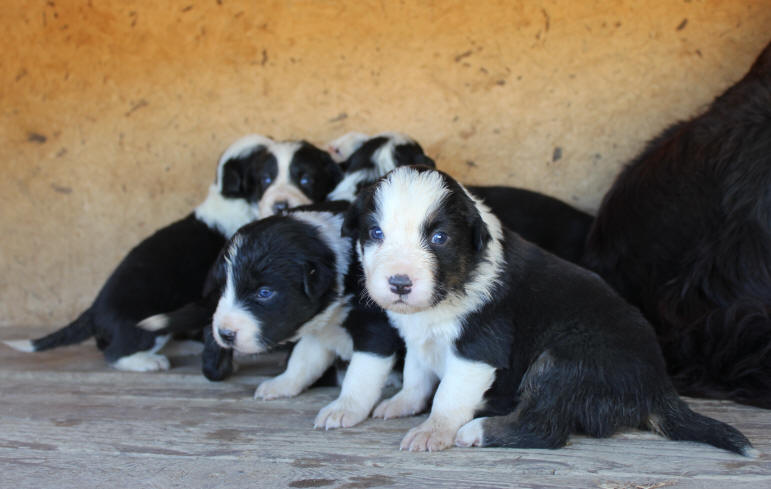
[104,322,170,372]
[456,405,570,449]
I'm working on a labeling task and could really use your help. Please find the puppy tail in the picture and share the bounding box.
[650,397,757,457]
[137,302,212,335]
[4,310,95,352]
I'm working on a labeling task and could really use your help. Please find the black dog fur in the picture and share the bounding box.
[583,41,771,409]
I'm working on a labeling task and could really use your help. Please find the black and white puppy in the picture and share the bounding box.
[342,166,754,456]
[325,132,369,163]
[4,135,342,371]
[326,132,592,263]
[327,132,436,202]
[201,207,402,430]
[583,41,771,409]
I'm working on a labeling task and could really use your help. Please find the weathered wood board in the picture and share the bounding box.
[1,327,769,489]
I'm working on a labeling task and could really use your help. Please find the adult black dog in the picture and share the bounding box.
[583,41,771,408]
[342,165,753,455]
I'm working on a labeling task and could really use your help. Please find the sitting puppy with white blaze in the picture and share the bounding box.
[341,165,754,455]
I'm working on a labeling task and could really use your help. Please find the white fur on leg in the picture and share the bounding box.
[315,352,395,430]
[400,354,496,452]
[373,347,437,419]
[137,313,169,332]
[3,340,36,352]
[112,351,171,372]
[254,333,336,400]
[455,417,486,447]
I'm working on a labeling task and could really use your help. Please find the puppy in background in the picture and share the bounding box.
[342,166,753,456]
[328,131,593,263]
[5,136,342,371]
[583,41,771,408]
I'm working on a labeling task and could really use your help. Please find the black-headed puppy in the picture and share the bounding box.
[341,166,753,456]
[198,206,403,430]
[583,41,771,409]
[5,135,342,371]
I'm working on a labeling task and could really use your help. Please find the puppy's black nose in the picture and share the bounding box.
[389,274,413,295]
[218,328,237,345]
[272,201,289,214]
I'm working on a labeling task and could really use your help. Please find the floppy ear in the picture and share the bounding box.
[342,188,371,238]
[302,261,335,301]
[203,246,230,297]
[320,150,344,188]
[416,154,436,168]
[470,213,491,252]
[220,159,243,197]
[393,142,434,169]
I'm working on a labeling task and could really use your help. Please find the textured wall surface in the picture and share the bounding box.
[1,0,770,327]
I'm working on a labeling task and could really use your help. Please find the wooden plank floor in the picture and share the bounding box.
[1,327,769,489]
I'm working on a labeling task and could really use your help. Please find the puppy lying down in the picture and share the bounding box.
[340,166,754,455]
[4,135,342,371]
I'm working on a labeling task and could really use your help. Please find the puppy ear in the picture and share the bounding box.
[471,215,491,251]
[342,188,371,237]
[220,159,243,197]
[302,261,334,301]
[393,142,433,168]
[320,150,344,188]
[203,243,231,297]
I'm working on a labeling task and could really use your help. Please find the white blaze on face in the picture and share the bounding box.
[258,141,313,217]
[361,168,449,314]
[211,251,265,354]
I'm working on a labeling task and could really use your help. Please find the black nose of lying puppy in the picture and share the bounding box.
[388,274,413,295]
[272,200,289,214]
[218,328,237,345]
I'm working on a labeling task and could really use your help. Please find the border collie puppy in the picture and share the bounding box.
[196,207,403,430]
[341,166,753,455]
[583,41,771,409]
[326,132,369,163]
[5,136,342,371]
[327,132,436,202]
[326,132,593,263]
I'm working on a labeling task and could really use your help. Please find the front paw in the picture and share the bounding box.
[400,419,456,452]
[455,417,486,447]
[254,375,304,400]
[314,397,369,430]
[372,392,427,419]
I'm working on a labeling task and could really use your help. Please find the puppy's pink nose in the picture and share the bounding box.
[389,274,413,295]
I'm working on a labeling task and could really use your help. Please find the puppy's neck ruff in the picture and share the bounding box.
[195,184,259,238]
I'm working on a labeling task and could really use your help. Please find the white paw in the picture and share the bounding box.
[455,418,486,447]
[254,376,304,400]
[400,419,457,452]
[112,352,171,372]
[314,398,369,430]
[372,392,426,419]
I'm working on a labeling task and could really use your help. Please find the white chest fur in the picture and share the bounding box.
[389,309,463,380]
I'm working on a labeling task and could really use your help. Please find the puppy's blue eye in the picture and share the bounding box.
[300,175,312,187]
[369,226,384,241]
[262,175,273,186]
[431,231,448,245]
[256,287,274,300]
